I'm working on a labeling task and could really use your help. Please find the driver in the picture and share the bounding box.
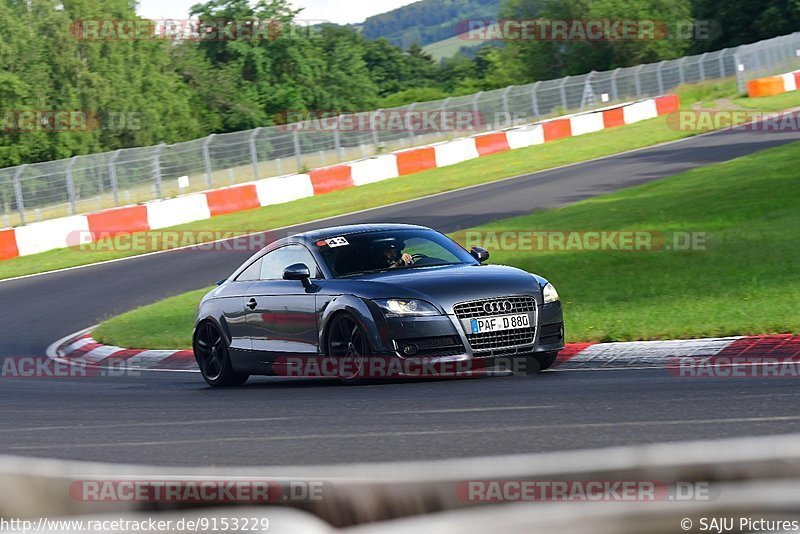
[380,240,413,268]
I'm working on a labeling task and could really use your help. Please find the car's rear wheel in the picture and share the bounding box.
[327,313,369,382]
[522,351,559,374]
[194,321,249,387]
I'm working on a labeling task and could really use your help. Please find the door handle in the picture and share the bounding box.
[246,298,257,310]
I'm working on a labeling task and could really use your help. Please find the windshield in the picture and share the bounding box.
[315,229,477,277]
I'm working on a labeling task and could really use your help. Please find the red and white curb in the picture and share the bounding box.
[47,329,800,374]
[46,328,197,373]
[555,334,800,371]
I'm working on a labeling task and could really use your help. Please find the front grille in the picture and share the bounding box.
[539,322,564,345]
[453,296,537,319]
[466,328,536,353]
[454,295,537,357]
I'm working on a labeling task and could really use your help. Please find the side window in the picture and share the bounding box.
[259,245,320,280]
[236,258,262,281]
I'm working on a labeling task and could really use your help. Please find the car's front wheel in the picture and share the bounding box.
[326,313,369,382]
[194,321,249,387]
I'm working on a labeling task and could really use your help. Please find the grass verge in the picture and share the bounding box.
[93,141,800,348]
[3,81,800,281]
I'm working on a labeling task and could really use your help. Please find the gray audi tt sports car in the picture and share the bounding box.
[193,223,564,386]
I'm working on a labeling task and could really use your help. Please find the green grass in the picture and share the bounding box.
[93,141,800,349]
[93,287,213,349]
[4,80,800,282]
[422,30,484,61]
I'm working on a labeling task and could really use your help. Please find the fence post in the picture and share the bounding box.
[530,81,541,119]
[65,156,78,215]
[699,52,709,81]
[202,134,215,187]
[559,76,570,110]
[370,109,382,147]
[472,92,483,130]
[610,68,620,102]
[12,165,26,226]
[439,97,451,137]
[249,127,261,180]
[656,61,666,94]
[733,50,745,94]
[152,143,164,199]
[406,102,417,144]
[580,72,595,111]
[633,65,644,97]
[501,86,512,125]
[108,150,121,205]
[292,130,302,171]
[333,117,343,161]
[677,57,687,85]
[718,49,727,77]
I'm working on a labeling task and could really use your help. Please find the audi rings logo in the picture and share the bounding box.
[483,300,513,314]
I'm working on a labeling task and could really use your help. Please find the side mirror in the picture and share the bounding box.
[470,246,490,263]
[283,263,312,288]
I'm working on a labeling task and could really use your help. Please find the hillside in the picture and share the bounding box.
[357,0,501,49]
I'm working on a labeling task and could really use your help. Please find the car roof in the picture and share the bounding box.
[290,223,432,243]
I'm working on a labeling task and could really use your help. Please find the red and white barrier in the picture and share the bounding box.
[0,95,680,261]
[255,173,315,206]
[350,154,399,185]
[14,215,90,256]
[146,193,211,230]
[747,69,800,97]
[433,138,481,167]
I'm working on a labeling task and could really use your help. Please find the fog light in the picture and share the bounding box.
[402,343,419,356]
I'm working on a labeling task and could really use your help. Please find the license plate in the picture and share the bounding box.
[470,313,530,334]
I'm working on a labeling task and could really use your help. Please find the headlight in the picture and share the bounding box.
[543,282,560,304]
[373,298,440,317]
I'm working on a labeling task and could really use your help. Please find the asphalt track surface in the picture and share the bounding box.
[1,124,799,466]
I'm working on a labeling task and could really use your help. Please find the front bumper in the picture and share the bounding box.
[381,300,565,362]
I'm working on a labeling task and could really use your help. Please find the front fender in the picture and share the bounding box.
[317,295,393,356]
[193,301,233,349]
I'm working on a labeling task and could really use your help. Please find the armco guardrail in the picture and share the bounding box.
[2,433,800,530]
[1,31,798,229]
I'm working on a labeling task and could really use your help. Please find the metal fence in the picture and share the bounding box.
[2,31,799,228]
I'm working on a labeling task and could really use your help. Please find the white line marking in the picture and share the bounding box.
[0,417,295,434]
[10,414,800,451]
[379,405,557,415]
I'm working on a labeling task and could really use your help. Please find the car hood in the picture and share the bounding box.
[330,264,546,313]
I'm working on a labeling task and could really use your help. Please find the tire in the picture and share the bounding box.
[522,351,559,375]
[326,312,370,383]
[194,321,249,387]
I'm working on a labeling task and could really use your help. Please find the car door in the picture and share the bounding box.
[244,244,321,362]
